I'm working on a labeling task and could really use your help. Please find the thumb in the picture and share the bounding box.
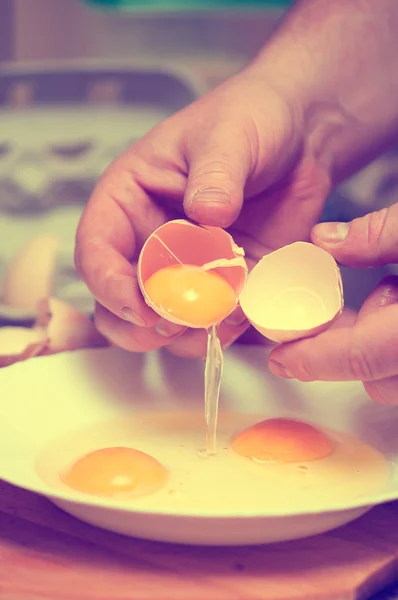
[267,275,398,384]
[183,123,253,228]
[311,204,398,268]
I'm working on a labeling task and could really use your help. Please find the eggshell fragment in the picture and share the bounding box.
[0,327,48,368]
[137,219,248,328]
[0,298,108,369]
[35,297,107,353]
[239,242,344,343]
[2,234,59,310]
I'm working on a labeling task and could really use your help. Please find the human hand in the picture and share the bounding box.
[268,205,398,405]
[75,70,332,358]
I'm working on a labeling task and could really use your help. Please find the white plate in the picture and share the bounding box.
[1,345,398,546]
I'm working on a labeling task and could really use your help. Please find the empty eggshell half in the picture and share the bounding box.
[239,242,343,343]
[137,219,248,328]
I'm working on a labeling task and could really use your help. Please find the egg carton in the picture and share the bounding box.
[0,60,203,323]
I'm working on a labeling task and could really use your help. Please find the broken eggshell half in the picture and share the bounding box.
[0,327,48,368]
[0,297,108,369]
[239,242,344,343]
[137,219,248,329]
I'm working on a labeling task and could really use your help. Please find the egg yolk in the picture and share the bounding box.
[144,265,236,327]
[61,447,168,498]
[232,418,335,463]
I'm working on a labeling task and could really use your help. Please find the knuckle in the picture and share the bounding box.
[364,208,389,261]
[128,326,169,353]
[127,338,157,353]
[94,320,113,346]
[167,332,207,358]
[97,321,151,353]
[363,381,390,405]
[219,328,245,350]
[346,338,375,381]
[99,266,118,295]
[74,237,104,286]
[93,306,112,339]
[74,229,88,279]
[287,343,316,382]
[74,247,84,279]
[166,345,198,358]
[190,157,238,189]
[294,354,315,382]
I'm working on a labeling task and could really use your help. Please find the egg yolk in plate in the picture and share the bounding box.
[144,264,236,327]
[61,447,168,498]
[232,418,335,463]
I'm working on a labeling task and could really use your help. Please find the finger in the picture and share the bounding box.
[223,305,247,328]
[360,277,398,405]
[76,243,157,328]
[364,376,398,406]
[166,317,249,358]
[357,275,398,405]
[235,309,358,350]
[75,156,167,327]
[230,155,331,259]
[357,274,398,318]
[268,277,398,382]
[182,119,253,228]
[329,307,357,328]
[94,303,186,353]
[311,204,398,267]
[268,326,361,382]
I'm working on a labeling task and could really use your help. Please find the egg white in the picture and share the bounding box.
[36,412,389,516]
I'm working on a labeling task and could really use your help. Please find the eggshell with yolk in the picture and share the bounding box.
[137,219,248,328]
[239,242,343,343]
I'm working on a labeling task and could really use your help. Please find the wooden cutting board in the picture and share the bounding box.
[1,480,398,600]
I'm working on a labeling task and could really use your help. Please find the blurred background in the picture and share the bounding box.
[0,0,397,323]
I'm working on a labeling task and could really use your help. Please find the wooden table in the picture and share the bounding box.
[2,480,398,600]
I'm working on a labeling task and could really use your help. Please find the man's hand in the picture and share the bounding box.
[268,205,398,405]
[75,0,398,360]
[75,74,328,357]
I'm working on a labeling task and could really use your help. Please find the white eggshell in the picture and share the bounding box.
[0,327,45,355]
[2,234,59,309]
[0,298,108,369]
[137,219,248,328]
[35,297,108,353]
[239,242,344,343]
[0,326,48,368]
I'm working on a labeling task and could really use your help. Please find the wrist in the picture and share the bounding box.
[245,0,398,187]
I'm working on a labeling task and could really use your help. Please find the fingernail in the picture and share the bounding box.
[312,222,349,243]
[268,359,294,379]
[121,307,147,327]
[191,187,231,205]
[225,310,247,327]
[154,318,185,338]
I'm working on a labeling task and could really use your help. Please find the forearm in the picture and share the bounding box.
[248,0,398,185]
